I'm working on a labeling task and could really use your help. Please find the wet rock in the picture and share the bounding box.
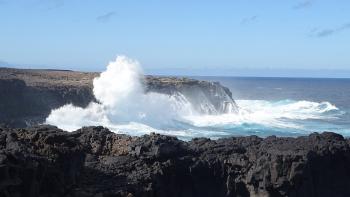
[145,77,238,114]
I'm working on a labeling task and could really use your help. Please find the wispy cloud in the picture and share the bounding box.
[32,0,64,10]
[42,0,64,10]
[293,0,313,10]
[241,15,258,25]
[311,23,350,37]
[96,11,116,23]
[315,29,334,37]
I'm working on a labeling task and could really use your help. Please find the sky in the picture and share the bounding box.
[0,0,350,77]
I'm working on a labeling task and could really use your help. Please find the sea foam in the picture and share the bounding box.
[46,56,196,132]
[46,56,344,139]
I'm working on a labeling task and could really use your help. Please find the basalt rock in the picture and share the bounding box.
[0,125,350,197]
[0,68,96,127]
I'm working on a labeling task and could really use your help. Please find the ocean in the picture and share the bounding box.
[190,76,350,138]
[45,56,350,140]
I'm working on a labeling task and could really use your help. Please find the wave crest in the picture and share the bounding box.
[46,56,197,131]
[183,100,342,131]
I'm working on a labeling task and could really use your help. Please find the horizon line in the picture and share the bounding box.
[1,66,350,79]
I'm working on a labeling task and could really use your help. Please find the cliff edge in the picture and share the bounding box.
[0,68,237,127]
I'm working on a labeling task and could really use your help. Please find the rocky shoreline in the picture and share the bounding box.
[1,67,350,197]
[1,125,350,197]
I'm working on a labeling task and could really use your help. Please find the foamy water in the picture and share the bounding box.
[46,56,197,132]
[46,56,349,140]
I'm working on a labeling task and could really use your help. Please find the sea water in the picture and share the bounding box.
[46,56,350,140]
[191,76,350,138]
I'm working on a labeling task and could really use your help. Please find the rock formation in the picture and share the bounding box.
[0,68,237,127]
[146,77,237,114]
[1,125,350,197]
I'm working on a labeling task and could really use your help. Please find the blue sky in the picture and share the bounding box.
[0,0,350,77]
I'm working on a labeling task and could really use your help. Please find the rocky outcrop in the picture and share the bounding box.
[1,125,350,197]
[0,68,237,127]
[0,71,95,127]
[145,77,237,114]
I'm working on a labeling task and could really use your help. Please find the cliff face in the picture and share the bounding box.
[0,70,95,127]
[1,125,350,197]
[145,77,237,114]
[0,68,237,127]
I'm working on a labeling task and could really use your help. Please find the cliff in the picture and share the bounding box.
[0,68,237,127]
[1,125,350,197]
[146,77,237,114]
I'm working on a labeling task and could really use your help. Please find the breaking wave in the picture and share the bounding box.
[185,100,340,127]
[46,56,345,139]
[46,56,196,132]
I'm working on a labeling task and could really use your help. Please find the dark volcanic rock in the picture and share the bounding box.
[0,79,93,127]
[1,126,350,197]
[0,68,95,127]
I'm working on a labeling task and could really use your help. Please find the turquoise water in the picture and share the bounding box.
[188,77,350,138]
